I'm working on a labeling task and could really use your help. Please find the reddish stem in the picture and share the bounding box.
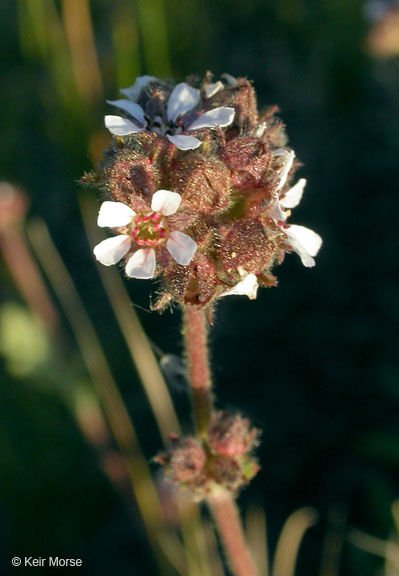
[182,305,258,576]
[182,305,213,436]
[208,491,258,576]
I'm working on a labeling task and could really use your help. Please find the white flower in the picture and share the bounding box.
[104,76,235,151]
[221,269,259,300]
[274,149,295,192]
[270,177,322,268]
[93,190,197,279]
[283,224,322,268]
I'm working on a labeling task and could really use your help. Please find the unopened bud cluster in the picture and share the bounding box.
[155,412,259,498]
[85,72,322,309]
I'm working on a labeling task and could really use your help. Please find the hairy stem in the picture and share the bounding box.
[207,491,258,576]
[182,306,213,437]
[182,305,258,576]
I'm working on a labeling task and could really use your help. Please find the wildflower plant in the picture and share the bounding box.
[85,72,322,576]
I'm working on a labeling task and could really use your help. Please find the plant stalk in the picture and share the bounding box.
[207,491,259,576]
[182,305,258,576]
[182,306,213,437]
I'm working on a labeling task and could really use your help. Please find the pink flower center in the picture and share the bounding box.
[131,212,168,247]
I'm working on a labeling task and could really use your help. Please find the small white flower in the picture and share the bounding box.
[93,190,197,279]
[284,224,322,268]
[221,270,259,300]
[269,177,322,268]
[104,76,235,151]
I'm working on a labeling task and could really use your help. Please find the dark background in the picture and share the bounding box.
[1,0,399,574]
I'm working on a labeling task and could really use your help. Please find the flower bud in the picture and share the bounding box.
[222,137,272,190]
[172,156,231,215]
[217,220,275,274]
[208,411,259,458]
[155,436,206,488]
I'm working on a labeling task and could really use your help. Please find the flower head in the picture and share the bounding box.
[105,75,235,151]
[93,189,197,279]
[86,72,322,309]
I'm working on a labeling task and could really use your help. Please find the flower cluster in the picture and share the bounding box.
[155,412,260,498]
[87,73,322,308]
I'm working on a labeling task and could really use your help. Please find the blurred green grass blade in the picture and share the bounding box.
[60,0,104,104]
[178,499,214,576]
[202,519,226,576]
[16,0,101,123]
[385,502,399,576]
[111,3,141,88]
[134,0,172,76]
[320,505,346,576]
[246,505,269,576]
[17,0,49,59]
[16,0,80,113]
[348,527,399,567]
[79,194,181,443]
[392,501,399,536]
[26,218,173,574]
[272,508,318,576]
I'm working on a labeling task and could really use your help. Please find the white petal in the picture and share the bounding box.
[204,81,224,98]
[93,235,131,266]
[167,82,200,123]
[105,115,144,136]
[125,248,156,279]
[166,231,197,265]
[106,100,146,125]
[221,273,259,300]
[97,201,135,228]
[275,150,295,191]
[281,178,306,209]
[188,107,235,131]
[221,73,238,88]
[120,75,156,102]
[285,225,323,268]
[166,134,202,150]
[269,199,288,222]
[151,190,182,216]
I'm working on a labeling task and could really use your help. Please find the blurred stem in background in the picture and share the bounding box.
[347,500,399,575]
[0,183,59,337]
